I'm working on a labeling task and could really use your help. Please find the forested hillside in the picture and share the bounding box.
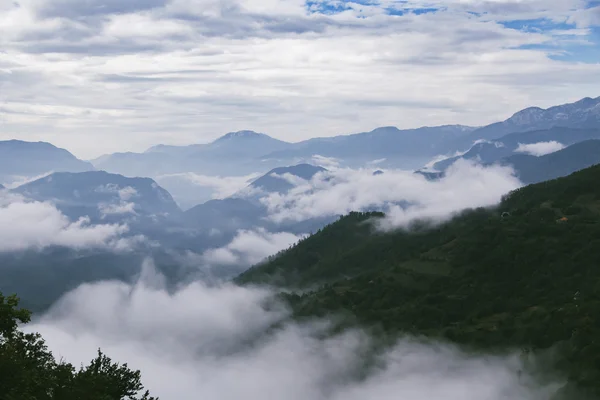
[238,164,600,395]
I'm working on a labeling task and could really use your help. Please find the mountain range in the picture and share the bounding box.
[4,97,600,396]
[3,96,600,314]
[0,164,335,310]
[2,96,600,209]
[89,96,600,182]
[431,126,600,172]
[452,96,600,148]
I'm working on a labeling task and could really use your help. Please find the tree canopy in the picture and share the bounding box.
[0,292,157,400]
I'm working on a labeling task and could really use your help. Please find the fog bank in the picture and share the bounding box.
[30,266,560,400]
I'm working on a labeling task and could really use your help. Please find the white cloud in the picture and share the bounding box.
[270,172,309,187]
[515,141,566,156]
[202,228,303,266]
[94,184,140,217]
[118,186,138,201]
[367,158,387,166]
[2,0,599,158]
[380,161,522,229]
[261,160,522,228]
[1,171,54,189]
[99,201,137,217]
[29,269,562,400]
[423,149,470,172]
[473,139,505,148]
[0,192,136,252]
[312,155,341,169]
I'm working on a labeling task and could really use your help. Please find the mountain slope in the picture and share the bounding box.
[12,171,181,222]
[433,127,600,171]
[238,165,600,393]
[0,140,93,183]
[184,164,331,233]
[184,198,267,232]
[246,164,326,194]
[453,96,600,150]
[503,140,600,184]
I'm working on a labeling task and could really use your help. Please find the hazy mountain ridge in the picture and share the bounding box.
[243,164,327,195]
[502,140,600,184]
[184,163,333,233]
[432,127,600,171]
[92,126,478,177]
[12,171,182,224]
[260,125,477,168]
[0,140,94,185]
[95,131,294,177]
[90,97,600,179]
[453,96,600,149]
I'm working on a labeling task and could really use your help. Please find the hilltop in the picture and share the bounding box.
[0,140,93,184]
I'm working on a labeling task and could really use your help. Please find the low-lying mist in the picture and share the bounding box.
[29,261,561,400]
[262,159,522,229]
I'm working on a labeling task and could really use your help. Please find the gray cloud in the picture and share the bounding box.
[1,0,600,158]
[37,0,170,18]
[28,267,563,399]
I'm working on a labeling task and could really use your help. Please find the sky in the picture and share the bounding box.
[1,0,600,159]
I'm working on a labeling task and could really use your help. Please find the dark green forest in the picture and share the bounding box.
[238,163,600,396]
[0,292,156,400]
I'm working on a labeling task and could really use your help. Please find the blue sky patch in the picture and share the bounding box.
[549,27,600,63]
[306,0,441,16]
[499,19,577,33]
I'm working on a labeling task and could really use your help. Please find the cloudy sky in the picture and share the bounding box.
[1,0,600,159]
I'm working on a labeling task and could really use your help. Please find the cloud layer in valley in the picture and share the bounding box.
[202,228,303,267]
[261,160,522,228]
[2,0,600,157]
[29,268,563,400]
[515,141,566,157]
[0,191,137,252]
[156,172,261,209]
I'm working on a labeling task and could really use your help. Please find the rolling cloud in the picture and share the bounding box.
[515,141,566,157]
[0,192,137,252]
[261,160,522,228]
[201,228,304,267]
[29,266,563,400]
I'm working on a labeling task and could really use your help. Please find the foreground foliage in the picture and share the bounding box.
[238,163,600,395]
[0,292,156,400]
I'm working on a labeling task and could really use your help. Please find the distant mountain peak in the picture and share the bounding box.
[238,163,327,197]
[214,130,268,142]
[507,96,600,126]
[371,126,400,133]
[508,107,545,125]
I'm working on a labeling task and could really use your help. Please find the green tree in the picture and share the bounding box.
[0,292,157,400]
